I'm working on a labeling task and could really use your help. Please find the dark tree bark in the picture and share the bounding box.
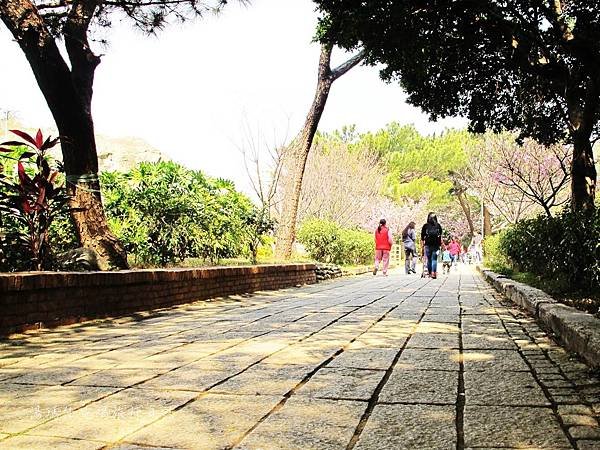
[449,171,475,236]
[482,203,492,237]
[567,80,598,211]
[1,0,128,269]
[275,44,364,259]
[456,191,475,236]
[570,137,596,211]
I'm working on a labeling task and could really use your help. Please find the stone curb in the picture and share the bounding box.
[478,267,600,370]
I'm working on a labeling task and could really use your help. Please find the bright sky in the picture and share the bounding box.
[0,0,466,194]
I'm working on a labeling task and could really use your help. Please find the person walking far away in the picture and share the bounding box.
[441,248,452,275]
[471,232,483,263]
[448,237,461,269]
[402,221,417,275]
[373,219,393,276]
[421,212,443,279]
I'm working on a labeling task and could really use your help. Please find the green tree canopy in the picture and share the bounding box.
[315,0,599,210]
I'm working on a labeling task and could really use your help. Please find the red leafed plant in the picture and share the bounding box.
[0,129,71,271]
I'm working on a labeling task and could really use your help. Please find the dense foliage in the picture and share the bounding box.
[297,218,373,265]
[304,124,478,241]
[495,209,600,293]
[315,0,599,210]
[101,161,259,266]
[482,231,510,275]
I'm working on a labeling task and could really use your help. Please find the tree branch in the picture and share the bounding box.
[63,0,102,110]
[330,49,366,81]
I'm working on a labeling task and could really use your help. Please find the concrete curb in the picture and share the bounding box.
[478,267,600,370]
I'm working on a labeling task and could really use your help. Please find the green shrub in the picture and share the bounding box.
[256,236,275,261]
[297,218,373,265]
[499,208,600,293]
[296,219,341,263]
[101,162,256,266]
[338,228,373,265]
[483,230,511,274]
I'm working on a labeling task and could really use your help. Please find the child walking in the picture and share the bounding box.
[441,248,452,275]
[373,219,393,276]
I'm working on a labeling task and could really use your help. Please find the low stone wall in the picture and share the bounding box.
[0,264,316,337]
[479,268,600,370]
[315,264,343,281]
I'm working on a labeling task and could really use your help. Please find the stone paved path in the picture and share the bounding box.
[1,267,599,450]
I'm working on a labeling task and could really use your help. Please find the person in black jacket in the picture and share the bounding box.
[421,212,443,279]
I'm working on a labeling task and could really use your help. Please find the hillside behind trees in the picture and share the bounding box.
[1,118,170,173]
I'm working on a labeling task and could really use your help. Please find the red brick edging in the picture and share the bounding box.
[0,264,317,337]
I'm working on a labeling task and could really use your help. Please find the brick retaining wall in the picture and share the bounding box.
[0,264,317,337]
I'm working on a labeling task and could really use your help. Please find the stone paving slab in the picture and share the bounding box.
[353,404,456,450]
[1,267,598,449]
[326,347,397,370]
[0,385,117,434]
[464,405,573,448]
[211,364,310,396]
[29,388,197,441]
[395,348,460,371]
[379,368,458,405]
[462,332,518,350]
[464,370,550,406]
[134,366,230,392]
[461,349,530,371]
[296,367,384,400]
[0,435,107,449]
[405,331,460,349]
[235,397,367,450]
[68,368,166,388]
[124,393,281,449]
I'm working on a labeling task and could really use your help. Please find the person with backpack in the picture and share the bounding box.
[373,218,393,276]
[401,221,417,274]
[421,212,443,279]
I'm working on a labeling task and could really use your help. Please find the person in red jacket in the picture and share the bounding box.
[447,237,461,269]
[373,218,393,276]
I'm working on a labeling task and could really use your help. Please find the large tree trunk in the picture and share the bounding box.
[457,192,475,235]
[567,79,597,211]
[57,115,129,270]
[275,44,364,259]
[482,203,492,237]
[1,0,128,269]
[275,54,333,259]
[571,135,596,211]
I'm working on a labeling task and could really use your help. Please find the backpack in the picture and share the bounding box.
[424,224,441,246]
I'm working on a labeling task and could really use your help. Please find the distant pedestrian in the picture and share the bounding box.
[421,212,443,279]
[373,219,393,276]
[441,248,452,274]
[461,244,468,263]
[471,232,483,263]
[402,221,417,275]
[447,237,461,269]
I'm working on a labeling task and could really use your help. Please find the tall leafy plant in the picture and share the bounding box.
[0,129,71,271]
